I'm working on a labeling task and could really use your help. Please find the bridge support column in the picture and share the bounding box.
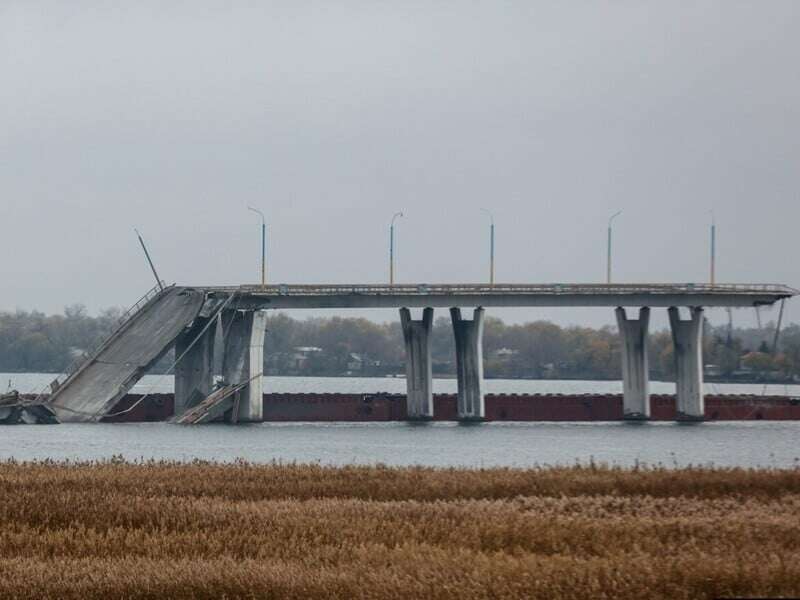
[222,310,267,423]
[451,307,485,421]
[400,307,434,420]
[668,307,705,421]
[615,307,650,420]
[174,316,216,416]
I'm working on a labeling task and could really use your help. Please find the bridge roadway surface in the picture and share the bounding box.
[49,282,797,422]
[213,283,797,310]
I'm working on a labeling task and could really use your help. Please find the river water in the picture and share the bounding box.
[1,421,798,469]
[2,374,799,468]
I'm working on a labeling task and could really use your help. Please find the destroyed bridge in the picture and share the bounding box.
[37,282,798,424]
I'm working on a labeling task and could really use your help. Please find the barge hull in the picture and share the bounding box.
[98,393,800,422]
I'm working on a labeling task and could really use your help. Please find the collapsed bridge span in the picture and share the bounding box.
[50,286,206,422]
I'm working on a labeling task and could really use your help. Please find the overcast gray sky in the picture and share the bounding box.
[1,1,798,328]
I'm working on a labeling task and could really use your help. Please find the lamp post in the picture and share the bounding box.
[480,208,495,285]
[134,229,164,291]
[389,212,403,285]
[710,210,716,286]
[247,206,266,286]
[607,210,622,284]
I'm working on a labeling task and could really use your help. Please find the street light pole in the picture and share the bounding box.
[480,208,495,285]
[247,206,266,286]
[710,210,716,286]
[390,212,403,286]
[134,229,164,291]
[607,210,622,284]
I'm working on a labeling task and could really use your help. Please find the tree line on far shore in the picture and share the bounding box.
[1,305,799,382]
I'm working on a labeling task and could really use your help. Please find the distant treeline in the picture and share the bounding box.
[0,306,124,373]
[1,305,799,381]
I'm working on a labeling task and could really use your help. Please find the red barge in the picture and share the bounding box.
[103,392,800,423]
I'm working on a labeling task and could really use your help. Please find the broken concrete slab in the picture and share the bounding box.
[172,385,240,424]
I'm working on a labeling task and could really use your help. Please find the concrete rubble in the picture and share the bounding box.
[171,384,242,424]
[0,391,59,425]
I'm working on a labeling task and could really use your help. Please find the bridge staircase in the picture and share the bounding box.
[47,284,207,422]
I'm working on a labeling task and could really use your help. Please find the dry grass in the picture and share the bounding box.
[1,460,799,599]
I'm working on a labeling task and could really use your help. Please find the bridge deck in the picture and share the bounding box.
[207,283,797,310]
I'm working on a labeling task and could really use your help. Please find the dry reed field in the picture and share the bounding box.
[1,460,799,599]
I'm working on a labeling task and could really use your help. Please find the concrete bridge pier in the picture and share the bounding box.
[615,307,651,420]
[450,307,485,421]
[668,307,705,421]
[221,310,268,422]
[174,316,216,416]
[400,307,434,420]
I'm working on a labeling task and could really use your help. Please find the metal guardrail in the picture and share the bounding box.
[226,283,799,297]
[48,281,169,393]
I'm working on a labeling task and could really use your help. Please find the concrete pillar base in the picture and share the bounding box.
[616,307,651,420]
[406,416,435,423]
[676,414,706,424]
[457,416,486,424]
[622,413,650,422]
[400,307,434,420]
[451,307,485,421]
[669,307,705,421]
[221,310,267,423]
[174,316,216,417]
